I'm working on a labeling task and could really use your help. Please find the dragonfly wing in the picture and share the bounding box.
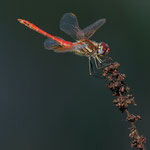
[44,38,60,50]
[53,43,88,53]
[82,18,106,39]
[59,13,84,40]
[44,38,73,53]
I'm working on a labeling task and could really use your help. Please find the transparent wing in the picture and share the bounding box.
[60,13,106,40]
[59,13,84,40]
[44,38,60,50]
[44,38,73,53]
[82,18,106,39]
[53,43,88,53]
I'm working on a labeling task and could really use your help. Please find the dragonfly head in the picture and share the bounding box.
[97,42,109,57]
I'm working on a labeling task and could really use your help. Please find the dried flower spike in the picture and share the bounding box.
[102,62,146,150]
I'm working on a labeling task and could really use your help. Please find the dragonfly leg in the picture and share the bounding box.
[102,56,112,64]
[95,56,112,69]
[94,57,100,69]
[88,57,103,78]
[89,57,94,76]
[94,56,102,69]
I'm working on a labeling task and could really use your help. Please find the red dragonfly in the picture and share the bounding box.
[18,13,110,76]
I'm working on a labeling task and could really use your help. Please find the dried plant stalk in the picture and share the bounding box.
[102,62,146,150]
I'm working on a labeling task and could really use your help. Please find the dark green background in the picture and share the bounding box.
[0,0,150,149]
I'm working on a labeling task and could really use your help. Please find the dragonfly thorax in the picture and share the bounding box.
[72,39,97,56]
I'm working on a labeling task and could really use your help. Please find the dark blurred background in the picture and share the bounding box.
[0,0,150,149]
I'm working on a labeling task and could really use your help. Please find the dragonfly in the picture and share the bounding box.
[18,13,110,76]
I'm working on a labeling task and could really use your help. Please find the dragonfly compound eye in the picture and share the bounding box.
[99,42,109,56]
